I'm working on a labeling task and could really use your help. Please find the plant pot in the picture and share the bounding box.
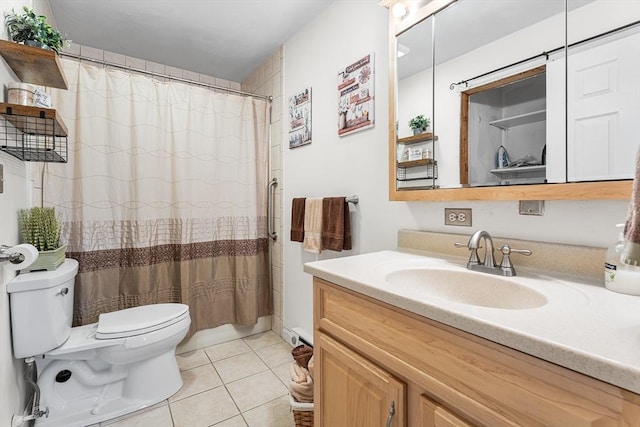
[21,245,66,273]
[412,128,425,136]
[24,40,50,50]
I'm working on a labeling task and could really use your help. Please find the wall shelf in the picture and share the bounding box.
[0,40,68,89]
[397,158,435,168]
[0,103,68,163]
[489,109,546,130]
[397,133,438,145]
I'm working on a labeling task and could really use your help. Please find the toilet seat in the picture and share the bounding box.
[96,303,189,339]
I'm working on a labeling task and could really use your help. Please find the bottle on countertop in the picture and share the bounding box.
[605,224,640,296]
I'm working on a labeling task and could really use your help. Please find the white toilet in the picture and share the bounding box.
[7,258,191,427]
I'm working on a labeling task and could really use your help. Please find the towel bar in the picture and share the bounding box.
[345,195,359,205]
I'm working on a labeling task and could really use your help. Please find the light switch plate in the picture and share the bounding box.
[445,208,472,226]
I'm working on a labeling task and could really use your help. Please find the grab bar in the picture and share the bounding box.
[267,178,278,241]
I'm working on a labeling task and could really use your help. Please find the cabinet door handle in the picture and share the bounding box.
[386,400,396,427]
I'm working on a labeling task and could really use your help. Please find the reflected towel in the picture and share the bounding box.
[303,198,323,253]
[321,197,352,252]
[290,198,306,242]
[622,148,640,265]
[289,362,314,403]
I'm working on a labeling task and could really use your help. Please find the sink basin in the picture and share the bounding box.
[385,267,547,309]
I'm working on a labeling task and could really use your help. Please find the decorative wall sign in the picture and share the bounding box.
[337,52,374,136]
[288,87,312,149]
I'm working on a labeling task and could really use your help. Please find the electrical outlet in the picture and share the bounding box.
[444,208,472,226]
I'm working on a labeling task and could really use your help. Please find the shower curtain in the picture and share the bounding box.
[45,60,271,334]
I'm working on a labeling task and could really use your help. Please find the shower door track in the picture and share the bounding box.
[60,52,273,102]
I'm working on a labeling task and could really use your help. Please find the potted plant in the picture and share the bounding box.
[5,7,70,54]
[409,115,430,135]
[17,207,66,272]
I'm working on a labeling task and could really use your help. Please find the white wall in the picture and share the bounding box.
[0,0,45,423]
[283,1,413,337]
[282,1,631,337]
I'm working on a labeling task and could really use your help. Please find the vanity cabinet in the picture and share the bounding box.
[313,277,640,426]
[421,395,474,427]
[315,332,405,426]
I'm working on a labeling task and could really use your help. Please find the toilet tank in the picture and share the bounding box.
[6,259,79,358]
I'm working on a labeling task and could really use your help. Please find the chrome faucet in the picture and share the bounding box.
[455,230,532,276]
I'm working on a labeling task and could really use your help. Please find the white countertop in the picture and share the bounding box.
[304,250,640,394]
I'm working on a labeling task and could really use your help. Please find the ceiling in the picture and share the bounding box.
[49,0,335,83]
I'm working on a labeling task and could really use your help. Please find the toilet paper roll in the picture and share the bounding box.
[4,244,39,271]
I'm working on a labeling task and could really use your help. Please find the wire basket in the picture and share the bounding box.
[290,395,313,427]
[0,107,68,163]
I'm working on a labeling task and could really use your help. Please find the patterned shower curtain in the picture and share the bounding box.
[45,60,271,334]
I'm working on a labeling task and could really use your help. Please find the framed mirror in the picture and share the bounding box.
[387,0,636,201]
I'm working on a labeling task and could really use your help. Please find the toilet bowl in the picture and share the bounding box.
[7,259,191,427]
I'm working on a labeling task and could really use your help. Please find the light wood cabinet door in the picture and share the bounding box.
[315,332,405,427]
[420,394,474,427]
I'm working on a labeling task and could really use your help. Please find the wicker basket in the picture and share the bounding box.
[290,395,314,427]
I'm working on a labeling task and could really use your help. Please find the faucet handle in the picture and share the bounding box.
[498,245,532,276]
[454,242,468,248]
[500,245,532,257]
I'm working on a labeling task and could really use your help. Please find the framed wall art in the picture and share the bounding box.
[337,52,374,136]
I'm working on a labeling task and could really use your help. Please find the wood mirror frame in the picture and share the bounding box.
[386,0,633,202]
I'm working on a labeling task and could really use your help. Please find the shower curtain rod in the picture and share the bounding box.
[60,52,273,102]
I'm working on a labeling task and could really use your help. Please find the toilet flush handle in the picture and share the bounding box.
[56,287,69,296]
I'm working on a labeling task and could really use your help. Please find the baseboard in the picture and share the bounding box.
[176,315,272,354]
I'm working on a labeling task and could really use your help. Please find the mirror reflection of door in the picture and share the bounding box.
[566,26,640,182]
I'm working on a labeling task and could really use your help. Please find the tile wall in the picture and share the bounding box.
[62,43,242,91]
[242,47,285,337]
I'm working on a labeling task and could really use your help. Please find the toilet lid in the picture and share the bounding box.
[96,303,189,339]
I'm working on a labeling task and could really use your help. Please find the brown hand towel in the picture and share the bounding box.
[303,198,323,253]
[321,197,352,252]
[292,344,313,369]
[290,198,306,242]
[622,148,640,266]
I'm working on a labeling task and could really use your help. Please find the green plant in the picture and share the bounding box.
[408,115,430,131]
[18,207,61,251]
[5,7,69,54]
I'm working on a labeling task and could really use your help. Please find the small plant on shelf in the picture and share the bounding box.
[408,115,430,135]
[5,7,70,54]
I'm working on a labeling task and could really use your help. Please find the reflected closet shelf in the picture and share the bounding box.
[490,165,546,175]
[489,110,546,130]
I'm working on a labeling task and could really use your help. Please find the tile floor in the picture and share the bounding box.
[96,331,297,427]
